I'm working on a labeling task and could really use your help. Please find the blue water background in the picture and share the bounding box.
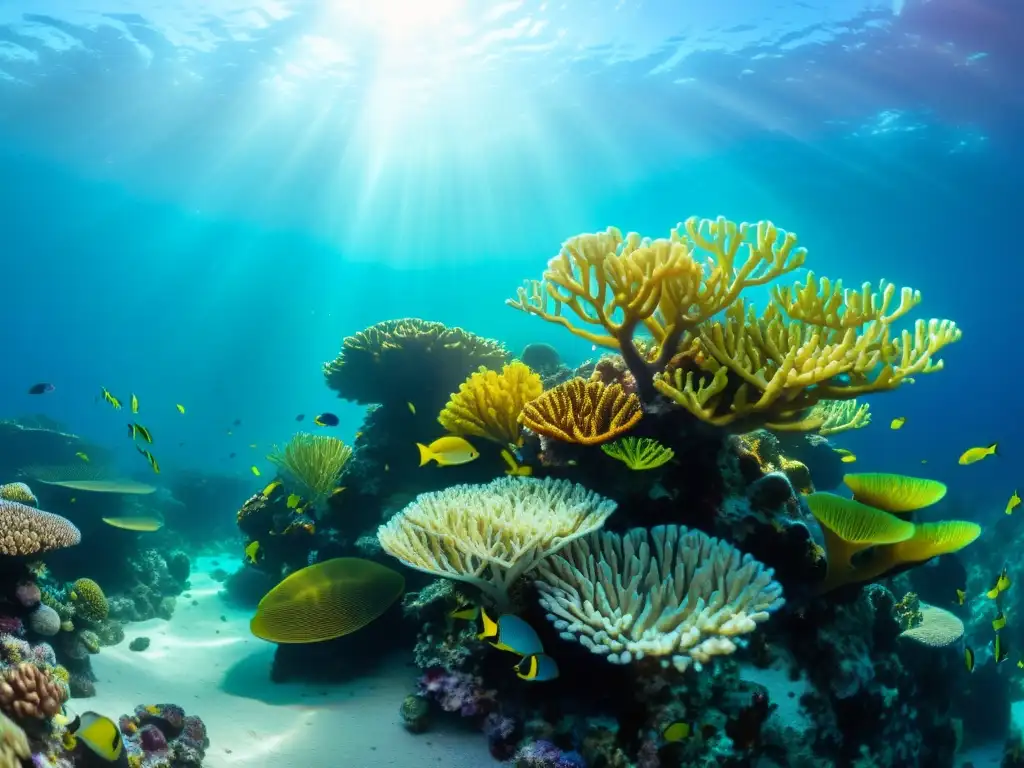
[0,0,1019,520]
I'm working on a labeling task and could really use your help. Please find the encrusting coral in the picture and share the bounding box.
[267,433,352,512]
[534,525,784,672]
[0,500,80,556]
[377,477,616,610]
[519,377,642,445]
[438,361,543,446]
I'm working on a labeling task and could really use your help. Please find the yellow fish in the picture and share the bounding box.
[244,541,261,564]
[261,480,282,498]
[355,431,363,440]
[996,634,1009,664]
[965,646,975,672]
[75,452,89,462]
[449,604,480,621]
[1018,660,1024,670]
[663,721,692,742]
[500,449,532,477]
[890,416,906,430]
[987,567,1011,599]
[513,653,559,682]
[417,436,479,467]
[135,446,159,474]
[251,466,261,477]
[100,387,121,410]
[1007,491,1021,516]
[330,487,346,496]
[286,494,302,509]
[956,588,966,606]
[407,402,416,415]
[76,712,125,762]
[175,403,186,414]
[994,612,1007,632]
[131,393,139,414]
[959,443,997,465]
[128,423,153,444]
[841,454,857,464]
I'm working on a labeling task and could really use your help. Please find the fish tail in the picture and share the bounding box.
[990,443,999,455]
[416,443,434,467]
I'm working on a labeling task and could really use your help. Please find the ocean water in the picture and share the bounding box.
[0,1,1020,764]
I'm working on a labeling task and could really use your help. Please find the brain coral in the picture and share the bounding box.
[71,578,109,623]
[0,501,80,556]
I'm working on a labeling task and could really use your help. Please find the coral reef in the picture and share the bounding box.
[119,703,209,768]
[438,361,544,446]
[267,433,352,513]
[520,377,642,445]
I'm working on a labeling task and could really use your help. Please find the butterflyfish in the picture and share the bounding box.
[75,452,89,462]
[477,608,544,657]
[994,612,1008,632]
[314,412,340,427]
[27,383,54,395]
[100,387,122,410]
[965,646,975,672]
[135,446,159,474]
[501,449,533,477]
[262,480,283,498]
[996,634,1009,664]
[245,541,261,564]
[407,402,416,415]
[449,603,480,621]
[890,417,906,430]
[662,721,692,742]
[128,423,153,444]
[251,466,261,477]
[286,494,302,509]
[130,393,139,414]
[417,436,479,467]
[514,653,559,682]
[1007,490,1020,516]
[102,516,164,532]
[959,443,997,465]
[175,403,186,414]
[956,589,966,606]
[76,711,126,764]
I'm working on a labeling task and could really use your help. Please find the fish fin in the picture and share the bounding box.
[416,443,434,467]
[990,443,999,455]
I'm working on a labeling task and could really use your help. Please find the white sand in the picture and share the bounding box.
[88,556,500,767]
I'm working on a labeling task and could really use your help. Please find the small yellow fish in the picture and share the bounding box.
[417,436,480,467]
[175,404,186,414]
[956,588,966,606]
[355,431,363,440]
[244,541,261,564]
[994,612,1008,632]
[251,466,261,477]
[330,487,346,496]
[407,402,416,415]
[841,454,857,464]
[965,646,975,672]
[75,452,89,462]
[449,604,480,621]
[1018,660,1024,670]
[128,423,153,444]
[131,393,139,414]
[996,634,1009,664]
[1007,490,1021,516]
[500,449,533,477]
[890,416,906,430]
[959,443,997,466]
[987,567,1011,599]
[101,387,122,410]
[286,494,301,509]
[663,721,692,742]
[261,480,282,498]
[135,446,159,474]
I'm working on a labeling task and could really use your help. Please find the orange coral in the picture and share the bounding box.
[519,377,642,445]
[0,663,67,720]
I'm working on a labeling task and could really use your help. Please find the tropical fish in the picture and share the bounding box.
[959,443,997,465]
[295,414,305,422]
[130,393,139,414]
[890,417,906,430]
[128,423,153,444]
[330,487,346,497]
[75,711,126,763]
[286,494,302,509]
[175,404,186,414]
[417,436,480,467]
[27,383,54,395]
[136,446,159,474]
[1007,491,1021,516]
[245,541,261,564]
[478,608,544,657]
[314,413,340,427]
[996,634,1009,664]
[100,387,122,410]
[407,402,416,415]
[965,646,975,672]
[75,452,89,462]
[663,721,692,742]
[501,448,533,477]
[251,466,261,477]
[102,516,164,532]
[261,480,283,498]
[514,653,559,682]
[987,567,1011,599]
[449,603,480,622]
[1018,660,1024,670]
[833,448,856,463]
[956,588,966,606]
[994,612,1007,632]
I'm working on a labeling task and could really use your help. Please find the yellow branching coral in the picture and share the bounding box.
[534,525,785,672]
[323,318,508,405]
[601,437,674,470]
[811,399,871,435]
[377,477,616,610]
[268,433,352,512]
[438,362,543,445]
[520,377,642,445]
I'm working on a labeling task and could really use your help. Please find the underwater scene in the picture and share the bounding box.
[0,0,1020,766]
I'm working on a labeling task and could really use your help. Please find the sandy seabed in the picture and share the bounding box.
[87,556,500,768]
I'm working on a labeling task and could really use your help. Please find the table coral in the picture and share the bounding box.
[0,483,37,507]
[0,501,80,556]
[520,377,642,445]
[438,361,543,445]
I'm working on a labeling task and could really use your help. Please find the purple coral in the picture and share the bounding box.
[120,703,209,768]
[513,739,588,768]
[418,668,495,718]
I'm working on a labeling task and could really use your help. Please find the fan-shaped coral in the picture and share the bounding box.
[267,433,352,512]
[377,477,616,610]
[520,377,642,445]
[534,525,784,672]
[250,558,405,643]
[323,318,508,405]
[0,500,80,556]
[600,437,674,470]
[0,483,36,507]
[438,361,543,445]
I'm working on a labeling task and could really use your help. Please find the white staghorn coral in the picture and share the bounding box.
[377,476,616,611]
[534,525,785,672]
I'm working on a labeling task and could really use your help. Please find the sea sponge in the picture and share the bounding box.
[438,361,543,445]
[0,663,67,719]
[0,501,80,556]
[0,483,36,507]
[534,525,785,672]
[899,603,964,647]
[70,578,109,623]
[324,318,509,405]
[520,377,642,445]
[842,472,947,514]
[378,477,616,610]
[26,605,60,637]
[267,433,352,512]
[249,558,405,643]
[600,437,674,470]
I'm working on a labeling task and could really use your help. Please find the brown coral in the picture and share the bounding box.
[0,501,80,556]
[0,483,36,507]
[520,377,642,445]
[0,663,67,720]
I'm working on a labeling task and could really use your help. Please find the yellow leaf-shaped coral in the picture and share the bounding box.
[885,520,981,564]
[438,361,543,446]
[250,558,404,644]
[520,377,642,445]
[842,473,947,514]
[601,437,674,470]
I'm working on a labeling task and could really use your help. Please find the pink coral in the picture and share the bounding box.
[418,669,496,718]
[14,582,40,609]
